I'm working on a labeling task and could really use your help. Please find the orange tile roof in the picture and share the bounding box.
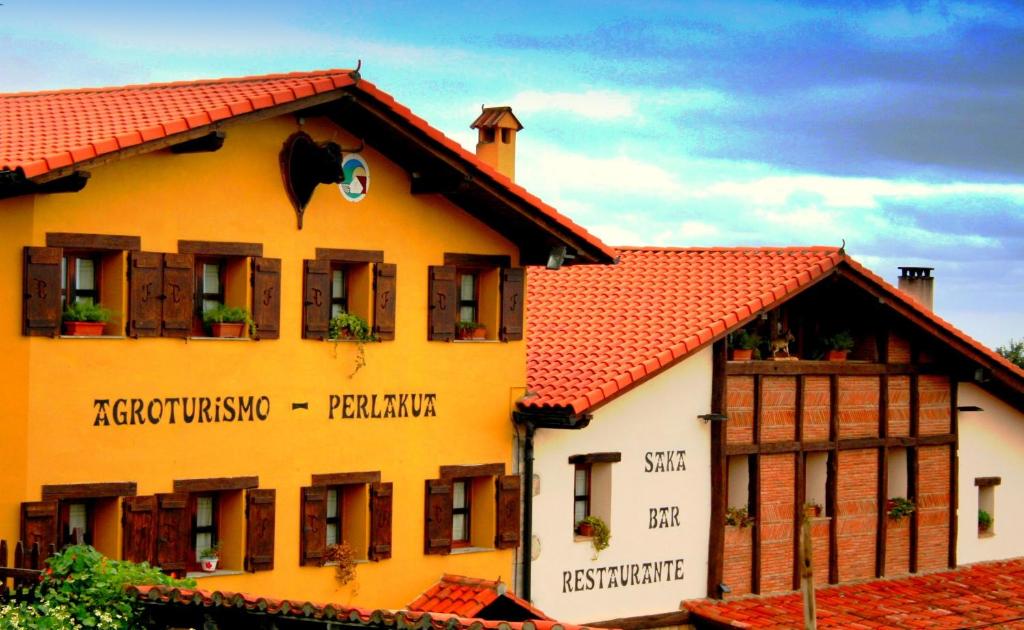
[523,247,1024,415]
[0,69,613,263]
[131,584,586,630]
[684,558,1024,628]
[408,574,550,620]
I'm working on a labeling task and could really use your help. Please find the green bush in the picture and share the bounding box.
[823,330,856,351]
[887,497,915,520]
[979,509,993,532]
[201,304,250,325]
[730,329,762,351]
[725,505,754,527]
[63,301,112,323]
[0,545,194,629]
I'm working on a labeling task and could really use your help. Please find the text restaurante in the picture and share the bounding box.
[562,559,684,592]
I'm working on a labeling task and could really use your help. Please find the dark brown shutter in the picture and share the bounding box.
[428,265,456,341]
[251,257,281,340]
[23,247,62,337]
[369,482,393,561]
[129,251,163,338]
[245,488,275,572]
[303,259,331,339]
[155,493,190,572]
[161,254,194,338]
[20,501,58,552]
[500,267,525,342]
[495,474,522,549]
[373,263,397,341]
[299,486,327,567]
[424,478,453,555]
[121,495,157,563]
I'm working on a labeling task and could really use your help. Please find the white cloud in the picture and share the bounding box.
[517,142,684,198]
[678,220,720,239]
[508,89,635,120]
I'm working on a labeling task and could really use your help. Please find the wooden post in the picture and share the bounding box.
[800,516,818,630]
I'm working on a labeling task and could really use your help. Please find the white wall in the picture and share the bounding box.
[529,347,712,622]
[957,383,1024,564]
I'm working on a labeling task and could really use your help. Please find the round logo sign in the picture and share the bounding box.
[339,154,370,202]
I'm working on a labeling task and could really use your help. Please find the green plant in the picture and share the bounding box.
[199,543,221,559]
[0,544,193,629]
[329,312,376,377]
[456,320,482,331]
[997,338,1024,368]
[202,304,250,325]
[725,506,754,527]
[324,542,358,585]
[581,515,610,557]
[63,301,112,323]
[730,329,762,351]
[887,497,915,520]
[823,330,856,351]
[979,509,993,532]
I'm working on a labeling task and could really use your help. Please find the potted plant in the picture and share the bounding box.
[575,519,594,537]
[62,302,112,336]
[979,509,993,534]
[324,541,357,585]
[729,329,761,361]
[456,321,486,340]
[199,544,221,572]
[823,330,855,361]
[329,312,376,377]
[576,515,610,558]
[725,505,754,528]
[804,501,823,518]
[202,305,251,338]
[887,497,915,521]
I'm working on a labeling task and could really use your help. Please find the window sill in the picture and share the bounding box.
[450,546,495,555]
[979,531,995,539]
[59,335,126,340]
[573,535,593,543]
[323,559,370,565]
[189,336,253,341]
[186,569,244,579]
[452,339,501,344]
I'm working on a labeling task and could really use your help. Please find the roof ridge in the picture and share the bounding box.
[0,69,353,98]
[615,245,842,253]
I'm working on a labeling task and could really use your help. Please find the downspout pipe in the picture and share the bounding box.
[512,408,592,602]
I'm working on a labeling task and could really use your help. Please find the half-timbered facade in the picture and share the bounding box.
[0,69,613,609]
[520,247,1024,624]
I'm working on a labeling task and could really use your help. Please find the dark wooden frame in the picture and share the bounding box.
[178,240,263,257]
[329,264,349,317]
[573,463,592,528]
[568,452,622,464]
[46,233,140,251]
[58,499,96,547]
[451,478,472,547]
[443,253,512,268]
[316,248,384,264]
[61,251,101,309]
[41,482,137,501]
[324,487,343,548]
[439,463,505,479]
[456,268,479,325]
[173,476,258,493]
[974,476,1001,487]
[311,471,381,486]
[195,256,227,317]
[189,494,218,572]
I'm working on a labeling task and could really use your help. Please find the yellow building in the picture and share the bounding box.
[0,69,613,608]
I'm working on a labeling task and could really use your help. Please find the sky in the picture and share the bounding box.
[1,0,1021,348]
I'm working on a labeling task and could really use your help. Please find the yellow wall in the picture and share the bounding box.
[0,114,526,608]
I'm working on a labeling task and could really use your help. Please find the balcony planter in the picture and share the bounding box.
[211,322,246,338]
[457,321,484,340]
[199,544,220,572]
[203,305,251,338]
[822,330,855,361]
[826,349,849,362]
[62,301,113,336]
[64,321,107,336]
[576,521,594,537]
[729,329,761,361]
[730,348,754,361]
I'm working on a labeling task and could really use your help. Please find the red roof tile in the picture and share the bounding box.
[131,584,585,630]
[524,247,1024,415]
[0,70,613,264]
[684,558,1024,629]
[409,574,551,620]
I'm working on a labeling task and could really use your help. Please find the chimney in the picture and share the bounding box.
[898,267,934,310]
[471,106,523,181]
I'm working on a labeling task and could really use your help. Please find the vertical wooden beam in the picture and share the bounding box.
[751,374,763,594]
[827,374,840,584]
[949,376,959,569]
[876,375,889,577]
[792,376,806,590]
[909,374,920,574]
[707,340,728,598]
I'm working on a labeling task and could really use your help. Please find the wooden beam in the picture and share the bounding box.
[439,463,505,479]
[1,170,90,200]
[311,471,381,486]
[568,452,622,464]
[725,361,944,376]
[974,476,1001,487]
[169,131,225,154]
[909,374,920,574]
[876,447,888,578]
[949,378,959,569]
[178,240,263,257]
[585,611,691,630]
[315,248,384,263]
[750,453,761,594]
[827,449,839,584]
[707,340,727,598]
[173,476,258,493]
[793,450,806,590]
[46,233,141,251]
[443,253,512,268]
[41,482,137,500]
[410,170,472,195]
[724,435,954,456]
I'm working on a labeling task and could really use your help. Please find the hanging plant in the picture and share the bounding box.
[328,312,376,377]
[887,497,915,521]
[725,506,754,528]
[324,542,358,585]
[580,515,610,558]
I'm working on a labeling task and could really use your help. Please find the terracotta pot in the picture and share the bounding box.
[457,327,475,340]
[730,348,754,361]
[472,326,487,339]
[805,505,822,518]
[211,322,246,338]
[63,321,106,336]
[826,349,849,361]
[576,522,594,537]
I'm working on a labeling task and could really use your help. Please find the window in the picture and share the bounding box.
[61,253,100,306]
[192,494,218,564]
[197,259,225,313]
[888,448,908,500]
[428,255,524,342]
[573,464,591,524]
[300,473,393,565]
[976,477,1000,538]
[805,452,829,516]
[567,453,618,536]
[302,250,396,341]
[424,465,521,555]
[727,455,751,511]
[59,500,93,546]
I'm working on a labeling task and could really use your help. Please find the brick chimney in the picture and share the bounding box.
[471,106,523,181]
[898,267,934,310]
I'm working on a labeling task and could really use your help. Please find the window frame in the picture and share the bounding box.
[451,478,472,547]
[573,463,592,527]
[61,251,102,308]
[190,493,219,570]
[58,499,95,547]
[456,269,479,325]
[330,265,350,319]
[195,256,227,316]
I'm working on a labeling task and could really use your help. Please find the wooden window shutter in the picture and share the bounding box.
[303,259,331,339]
[423,478,453,555]
[23,246,62,337]
[494,474,522,549]
[368,482,393,561]
[373,263,397,341]
[161,254,194,338]
[245,488,276,572]
[251,257,282,340]
[427,265,456,341]
[129,251,164,338]
[299,486,327,567]
[20,501,58,553]
[155,493,190,572]
[121,495,157,564]
[500,267,525,341]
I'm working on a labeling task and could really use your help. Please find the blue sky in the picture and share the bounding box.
[2,0,1021,347]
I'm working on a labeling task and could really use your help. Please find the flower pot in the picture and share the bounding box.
[63,321,106,336]
[826,349,849,362]
[200,557,219,572]
[576,522,594,537]
[730,348,754,361]
[457,327,475,340]
[805,505,822,518]
[472,326,487,339]
[211,322,246,338]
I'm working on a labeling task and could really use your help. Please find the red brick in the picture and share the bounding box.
[760,377,796,442]
[724,525,753,596]
[887,376,911,436]
[759,454,795,593]
[803,376,831,441]
[918,376,951,435]
[885,517,911,576]
[917,446,950,572]
[838,449,878,582]
[888,334,912,363]
[727,376,754,444]
[838,376,880,438]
